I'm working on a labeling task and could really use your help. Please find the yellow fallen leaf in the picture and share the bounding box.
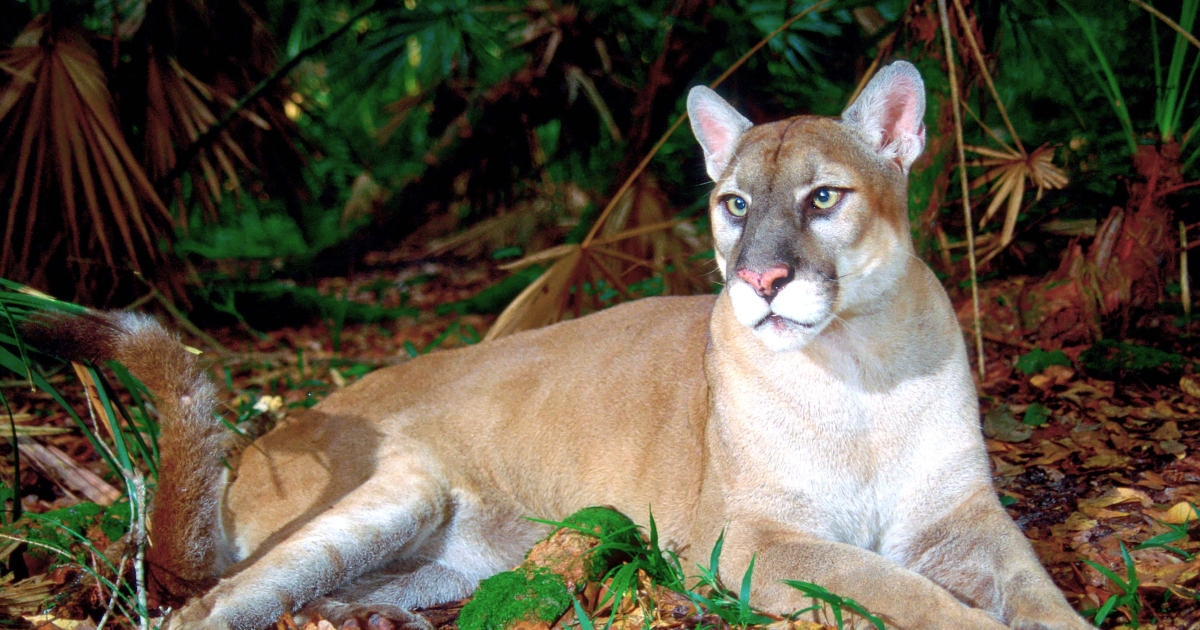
[1162,501,1200,525]
[1064,512,1099,532]
[22,617,94,630]
[1079,487,1153,510]
[1181,374,1200,399]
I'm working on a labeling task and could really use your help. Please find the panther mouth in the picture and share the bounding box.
[758,313,817,331]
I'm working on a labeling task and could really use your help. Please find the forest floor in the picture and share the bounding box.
[2,252,1199,630]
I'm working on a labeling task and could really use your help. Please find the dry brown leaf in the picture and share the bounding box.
[1040,365,1075,386]
[1081,452,1130,470]
[1030,440,1073,466]
[16,437,121,505]
[1151,421,1183,442]
[1180,374,1200,399]
[1161,501,1200,525]
[1078,487,1153,510]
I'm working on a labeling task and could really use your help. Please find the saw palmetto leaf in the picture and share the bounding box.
[144,54,265,221]
[479,180,710,341]
[967,142,1069,265]
[0,17,171,285]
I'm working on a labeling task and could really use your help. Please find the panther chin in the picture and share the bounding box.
[728,283,833,352]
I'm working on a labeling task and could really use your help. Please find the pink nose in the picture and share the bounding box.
[736,265,792,299]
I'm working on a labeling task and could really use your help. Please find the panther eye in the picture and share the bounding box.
[723,195,749,218]
[811,187,843,211]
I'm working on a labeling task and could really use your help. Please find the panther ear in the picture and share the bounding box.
[842,60,926,172]
[687,86,753,181]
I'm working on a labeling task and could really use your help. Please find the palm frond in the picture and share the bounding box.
[0,17,171,289]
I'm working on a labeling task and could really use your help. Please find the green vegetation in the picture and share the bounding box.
[1014,348,1072,376]
[1022,402,1052,427]
[783,580,885,630]
[457,567,574,630]
[1134,504,1199,560]
[1079,339,1186,381]
[562,506,641,580]
[1083,542,1142,628]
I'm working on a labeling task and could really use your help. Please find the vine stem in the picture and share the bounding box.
[581,0,833,247]
[937,0,986,380]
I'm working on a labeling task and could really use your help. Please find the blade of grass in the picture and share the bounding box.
[1056,0,1138,154]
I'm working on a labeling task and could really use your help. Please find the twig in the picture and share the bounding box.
[1182,222,1192,318]
[844,33,897,110]
[951,0,1024,155]
[130,472,149,630]
[938,0,986,380]
[581,0,833,247]
[1128,0,1200,51]
[155,0,381,194]
[1156,180,1200,197]
[982,332,1034,350]
[95,554,130,630]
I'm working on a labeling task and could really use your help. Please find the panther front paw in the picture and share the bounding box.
[307,602,434,630]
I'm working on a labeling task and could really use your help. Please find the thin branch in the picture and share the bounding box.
[951,0,1025,155]
[938,0,986,380]
[844,32,897,110]
[155,0,381,193]
[1128,0,1200,51]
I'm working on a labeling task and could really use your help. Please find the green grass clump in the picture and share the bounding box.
[563,506,639,579]
[1079,339,1184,380]
[457,567,573,630]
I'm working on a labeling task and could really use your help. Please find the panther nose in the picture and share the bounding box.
[736,265,793,301]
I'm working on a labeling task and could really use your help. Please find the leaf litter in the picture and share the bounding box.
[3,256,1200,628]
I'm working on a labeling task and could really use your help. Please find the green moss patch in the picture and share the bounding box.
[457,567,572,630]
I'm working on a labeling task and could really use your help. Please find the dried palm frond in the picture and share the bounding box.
[947,0,1068,268]
[967,143,1069,265]
[481,181,709,342]
[144,54,267,221]
[0,17,171,287]
[482,0,835,340]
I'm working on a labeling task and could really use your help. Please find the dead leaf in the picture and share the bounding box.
[1078,487,1152,510]
[1161,501,1200,525]
[1181,374,1200,399]
[983,406,1032,442]
[1031,365,1075,389]
[1081,452,1130,469]
[1030,439,1073,466]
[1158,440,1187,458]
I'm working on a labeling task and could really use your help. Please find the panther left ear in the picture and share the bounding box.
[842,61,926,172]
[688,86,753,182]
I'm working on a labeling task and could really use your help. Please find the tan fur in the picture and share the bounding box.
[28,62,1092,630]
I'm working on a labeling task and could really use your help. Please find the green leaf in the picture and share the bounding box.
[1014,348,1072,375]
[1023,403,1052,427]
[1094,594,1118,626]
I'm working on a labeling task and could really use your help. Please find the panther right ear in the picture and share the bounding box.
[841,60,926,172]
[687,86,753,181]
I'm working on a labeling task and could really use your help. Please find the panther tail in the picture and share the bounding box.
[21,310,230,602]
